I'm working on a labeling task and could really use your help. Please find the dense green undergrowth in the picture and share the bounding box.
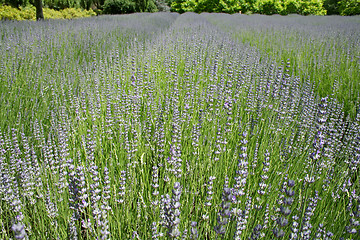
[0,5,95,20]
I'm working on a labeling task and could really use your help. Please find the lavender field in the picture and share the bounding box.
[0,13,360,239]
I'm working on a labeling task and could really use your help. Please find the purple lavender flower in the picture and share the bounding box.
[190,221,198,239]
[11,222,28,240]
[215,177,232,236]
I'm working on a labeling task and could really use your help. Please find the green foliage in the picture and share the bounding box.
[2,0,30,8]
[61,6,96,17]
[256,0,285,15]
[338,0,360,15]
[198,0,220,12]
[239,0,257,13]
[323,0,340,14]
[79,0,92,9]
[93,0,106,10]
[285,0,300,14]
[219,0,241,13]
[134,0,158,12]
[43,6,66,17]
[170,0,189,12]
[42,0,100,11]
[1,0,357,15]
[43,0,80,9]
[103,0,136,13]
[0,5,24,19]
[255,0,327,15]
[171,0,238,13]
[170,0,189,13]
[154,0,170,11]
[299,0,326,15]
[146,0,158,11]
[171,0,327,15]
[0,5,95,20]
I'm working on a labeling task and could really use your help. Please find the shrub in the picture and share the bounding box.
[284,0,300,14]
[19,5,36,19]
[0,5,95,20]
[170,0,195,13]
[154,0,170,11]
[339,0,360,15]
[257,0,284,15]
[299,0,327,15]
[170,0,327,15]
[43,7,66,18]
[103,0,136,14]
[146,0,158,12]
[219,0,242,13]
[0,5,22,20]
[61,7,96,18]
[323,0,340,14]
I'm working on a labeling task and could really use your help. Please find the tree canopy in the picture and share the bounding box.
[171,0,359,15]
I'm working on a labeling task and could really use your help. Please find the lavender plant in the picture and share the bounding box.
[0,12,359,239]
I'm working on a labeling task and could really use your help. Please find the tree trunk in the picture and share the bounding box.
[34,0,44,20]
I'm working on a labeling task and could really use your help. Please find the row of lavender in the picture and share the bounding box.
[0,13,359,239]
[205,13,360,117]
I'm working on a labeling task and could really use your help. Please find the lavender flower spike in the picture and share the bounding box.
[11,222,28,240]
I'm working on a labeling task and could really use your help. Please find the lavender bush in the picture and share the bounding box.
[0,12,359,239]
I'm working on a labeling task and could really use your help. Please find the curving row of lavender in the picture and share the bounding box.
[204,13,360,117]
[0,12,359,239]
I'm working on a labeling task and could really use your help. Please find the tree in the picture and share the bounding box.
[34,0,44,20]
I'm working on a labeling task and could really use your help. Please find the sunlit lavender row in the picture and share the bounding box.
[0,13,359,239]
